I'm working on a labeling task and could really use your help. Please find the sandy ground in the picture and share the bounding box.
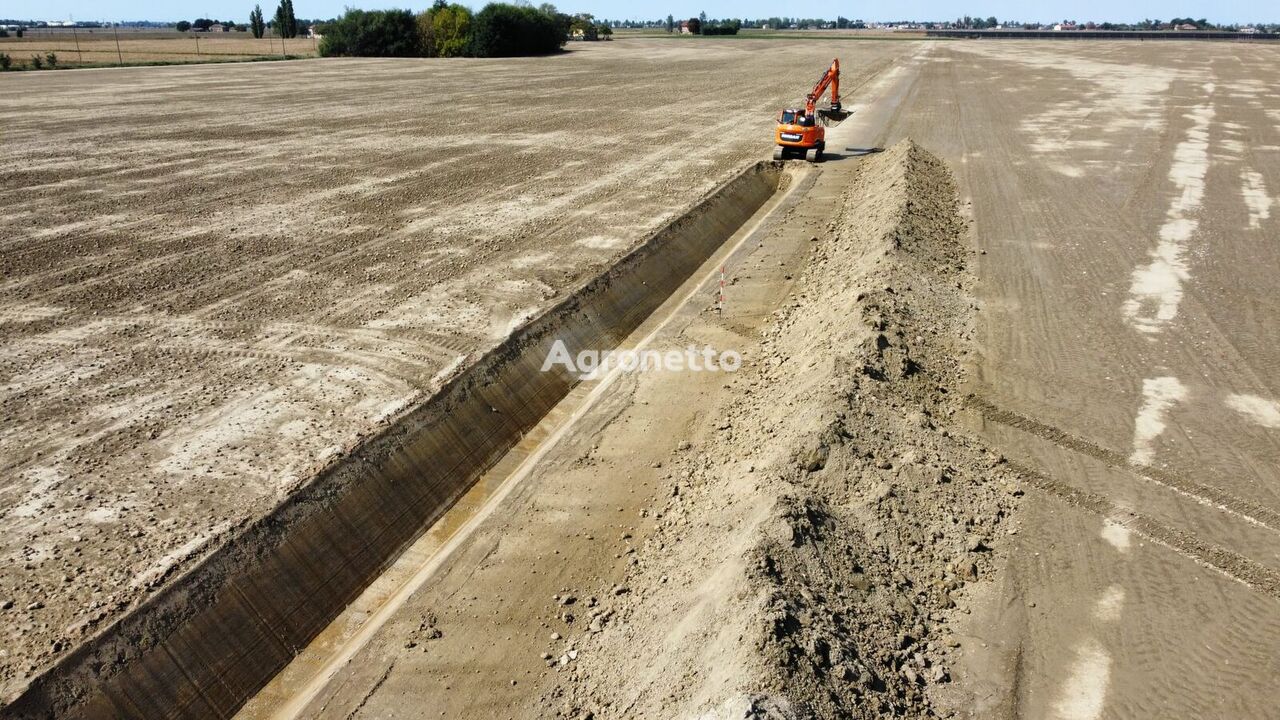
[6,35,1280,719]
[238,50,1013,720]
[885,41,1280,718]
[0,35,318,66]
[237,39,1280,720]
[0,39,916,702]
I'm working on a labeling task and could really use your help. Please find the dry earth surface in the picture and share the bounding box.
[0,34,317,66]
[0,38,913,703]
[4,34,1280,720]
[888,40,1280,719]
[236,53,1007,720]
[239,39,1280,720]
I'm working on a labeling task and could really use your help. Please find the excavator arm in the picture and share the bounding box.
[805,58,841,115]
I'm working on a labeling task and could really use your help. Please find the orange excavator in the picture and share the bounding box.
[773,58,851,162]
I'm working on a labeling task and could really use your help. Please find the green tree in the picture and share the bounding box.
[319,9,422,57]
[274,0,298,38]
[30,54,43,69]
[176,20,192,31]
[250,5,266,38]
[44,52,57,67]
[570,18,597,39]
[469,3,565,57]
[686,16,701,34]
[665,14,674,32]
[418,2,473,57]
[0,53,11,70]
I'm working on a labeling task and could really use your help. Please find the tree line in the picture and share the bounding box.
[316,2,576,58]
[173,3,308,39]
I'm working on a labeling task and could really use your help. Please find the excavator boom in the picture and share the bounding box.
[809,58,849,122]
[806,58,840,115]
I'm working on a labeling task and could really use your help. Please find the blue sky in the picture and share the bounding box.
[5,0,1272,24]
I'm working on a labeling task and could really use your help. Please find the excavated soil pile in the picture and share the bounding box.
[544,141,1024,719]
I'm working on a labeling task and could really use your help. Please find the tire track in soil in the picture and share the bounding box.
[968,394,1280,531]
[1003,455,1280,602]
[970,394,1280,600]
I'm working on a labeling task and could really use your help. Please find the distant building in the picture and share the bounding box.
[1175,23,1198,31]
[209,23,225,32]
[679,21,692,34]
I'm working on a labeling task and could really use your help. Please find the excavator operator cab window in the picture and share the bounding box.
[780,109,815,127]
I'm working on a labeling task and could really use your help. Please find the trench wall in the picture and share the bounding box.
[4,162,783,719]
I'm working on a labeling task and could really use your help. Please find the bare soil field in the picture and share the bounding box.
[0,38,913,706]
[887,40,1280,718]
[5,34,1280,720]
[234,39,1280,720]
[0,33,317,67]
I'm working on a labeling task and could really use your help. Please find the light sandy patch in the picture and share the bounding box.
[5,466,64,521]
[0,303,68,324]
[509,251,555,269]
[1052,637,1113,720]
[1100,519,1132,552]
[83,506,119,524]
[1093,585,1126,622]
[1241,168,1273,229]
[429,355,468,386]
[1130,376,1188,466]
[576,235,626,250]
[1050,163,1085,178]
[1122,103,1213,335]
[128,520,232,590]
[957,44,1175,157]
[1225,393,1280,429]
[156,364,409,492]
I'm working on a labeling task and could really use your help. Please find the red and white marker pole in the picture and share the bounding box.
[717,266,726,314]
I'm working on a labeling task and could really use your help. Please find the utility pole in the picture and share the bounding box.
[195,32,200,58]
[113,22,123,65]
[71,21,83,63]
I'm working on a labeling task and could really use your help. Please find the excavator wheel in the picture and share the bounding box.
[805,147,822,163]
[772,146,785,161]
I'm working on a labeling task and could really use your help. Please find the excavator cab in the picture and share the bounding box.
[775,108,826,161]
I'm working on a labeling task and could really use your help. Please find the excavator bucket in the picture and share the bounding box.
[817,106,852,125]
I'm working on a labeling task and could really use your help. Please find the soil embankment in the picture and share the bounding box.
[549,141,1023,718]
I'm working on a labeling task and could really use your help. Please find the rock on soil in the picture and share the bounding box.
[542,141,1024,719]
